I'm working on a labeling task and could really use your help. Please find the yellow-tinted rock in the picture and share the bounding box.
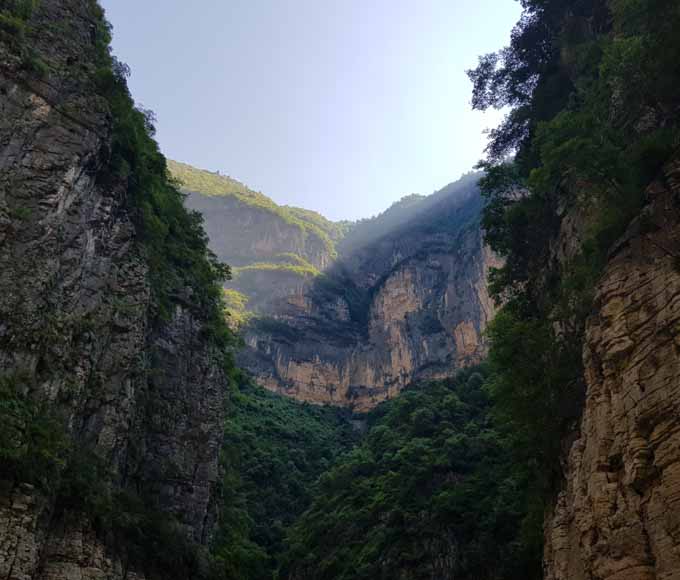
[544,160,680,580]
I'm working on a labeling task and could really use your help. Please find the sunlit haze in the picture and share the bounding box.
[100,0,521,220]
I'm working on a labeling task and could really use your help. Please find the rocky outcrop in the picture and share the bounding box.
[0,1,226,578]
[544,159,680,579]
[237,183,499,411]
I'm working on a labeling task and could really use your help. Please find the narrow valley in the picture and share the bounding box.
[0,1,679,579]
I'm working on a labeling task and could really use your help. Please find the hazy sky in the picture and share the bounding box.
[100,0,521,221]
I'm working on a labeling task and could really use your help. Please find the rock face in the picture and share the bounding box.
[0,2,226,578]
[177,163,498,412]
[544,159,680,579]
[184,192,335,271]
[231,176,499,412]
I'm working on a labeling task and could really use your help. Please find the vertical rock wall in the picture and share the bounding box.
[544,160,680,580]
[241,206,500,412]
[0,1,226,578]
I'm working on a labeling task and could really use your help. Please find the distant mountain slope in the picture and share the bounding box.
[238,174,499,411]
[285,205,352,242]
[169,160,339,259]
[169,161,341,313]
[338,173,480,256]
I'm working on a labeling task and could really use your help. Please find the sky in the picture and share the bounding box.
[99,0,521,221]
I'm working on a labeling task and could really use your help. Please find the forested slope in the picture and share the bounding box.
[280,368,540,580]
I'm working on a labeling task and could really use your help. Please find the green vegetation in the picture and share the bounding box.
[467,0,680,543]
[270,252,318,269]
[0,0,36,40]
[0,0,49,75]
[212,379,358,580]
[223,289,252,329]
[233,261,321,279]
[168,160,259,198]
[0,373,69,488]
[280,368,540,580]
[284,206,352,242]
[168,160,340,259]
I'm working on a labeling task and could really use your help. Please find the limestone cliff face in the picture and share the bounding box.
[184,192,335,271]
[178,164,497,411]
[236,181,500,412]
[180,181,342,315]
[0,2,225,578]
[544,159,680,579]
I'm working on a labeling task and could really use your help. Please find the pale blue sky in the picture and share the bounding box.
[100,0,520,221]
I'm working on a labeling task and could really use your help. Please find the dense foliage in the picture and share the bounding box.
[469,0,680,488]
[284,206,352,242]
[280,368,540,580]
[0,0,49,73]
[0,373,69,488]
[223,289,252,329]
[211,379,358,580]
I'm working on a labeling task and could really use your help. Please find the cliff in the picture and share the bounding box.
[179,164,498,412]
[0,2,228,578]
[172,159,342,270]
[544,158,680,580]
[241,187,499,412]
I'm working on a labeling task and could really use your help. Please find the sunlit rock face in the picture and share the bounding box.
[189,169,500,411]
[544,159,680,580]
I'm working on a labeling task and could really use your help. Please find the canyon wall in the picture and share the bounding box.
[544,159,680,580]
[241,217,499,412]
[184,191,336,271]
[182,166,499,412]
[0,2,226,578]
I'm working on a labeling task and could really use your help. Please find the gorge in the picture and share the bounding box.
[0,1,679,580]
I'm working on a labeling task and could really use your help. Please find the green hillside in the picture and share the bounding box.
[168,160,340,257]
[285,206,353,242]
[279,367,539,580]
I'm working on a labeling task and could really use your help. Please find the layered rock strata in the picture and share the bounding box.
[544,159,680,580]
